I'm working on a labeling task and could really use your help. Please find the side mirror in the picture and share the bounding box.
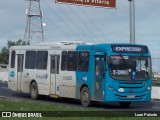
[108,57,111,66]
[145,60,148,67]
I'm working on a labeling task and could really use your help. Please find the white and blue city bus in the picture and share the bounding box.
[8,41,152,107]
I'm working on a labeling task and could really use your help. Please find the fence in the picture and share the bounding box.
[152,58,160,87]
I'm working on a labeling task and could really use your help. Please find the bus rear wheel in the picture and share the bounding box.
[119,102,131,108]
[80,86,91,107]
[30,82,39,100]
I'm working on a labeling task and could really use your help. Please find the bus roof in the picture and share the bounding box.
[10,42,149,54]
[9,41,86,50]
[77,43,149,54]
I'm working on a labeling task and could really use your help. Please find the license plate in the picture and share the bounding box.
[127,95,135,98]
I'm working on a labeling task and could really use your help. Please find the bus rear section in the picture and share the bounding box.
[8,44,78,100]
[8,50,25,92]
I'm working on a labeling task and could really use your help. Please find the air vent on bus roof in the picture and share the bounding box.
[60,41,85,45]
[37,41,93,46]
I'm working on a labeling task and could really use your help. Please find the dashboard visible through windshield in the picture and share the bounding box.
[109,56,151,80]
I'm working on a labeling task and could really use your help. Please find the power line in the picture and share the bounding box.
[68,6,97,42]
[56,4,92,41]
[79,6,108,43]
[39,1,111,43]
[42,0,83,40]
[43,14,71,40]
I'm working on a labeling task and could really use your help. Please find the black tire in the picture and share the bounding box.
[30,82,39,100]
[39,95,46,100]
[119,102,131,108]
[80,86,91,107]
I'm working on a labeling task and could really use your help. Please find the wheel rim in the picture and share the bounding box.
[82,91,89,103]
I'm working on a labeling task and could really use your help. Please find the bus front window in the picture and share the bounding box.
[109,56,151,80]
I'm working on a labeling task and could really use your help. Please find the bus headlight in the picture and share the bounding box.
[118,88,124,92]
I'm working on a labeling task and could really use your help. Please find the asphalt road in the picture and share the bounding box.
[0,82,160,111]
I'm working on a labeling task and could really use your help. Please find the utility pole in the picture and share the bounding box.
[24,0,44,44]
[128,0,135,44]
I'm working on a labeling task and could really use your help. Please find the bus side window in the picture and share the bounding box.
[78,51,90,72]
[25,51,36,69]
[67,51,77,71]
[61,51,67,71]
[36,51,48,70]
[11,51,15,68]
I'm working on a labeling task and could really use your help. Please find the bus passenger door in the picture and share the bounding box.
[17,54,24,91]
[94,56,105,100]
[50,55,60,95]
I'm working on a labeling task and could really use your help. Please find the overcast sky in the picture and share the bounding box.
[0,0,160,70]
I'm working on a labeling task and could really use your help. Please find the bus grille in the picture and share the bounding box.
[114,81,147,100]
[118,81,144,89]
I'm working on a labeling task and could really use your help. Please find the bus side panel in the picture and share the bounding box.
[8,68,17,91]
[23,68,50,95]
[22,82,30,93]
[22,54,32,93]
[36,70,50,95]
[75,52,95,100]
[59,86,76,98]
[22,68,34,94]
[76,71,94,99]
[59,71,76,98]
[8,50,18,91]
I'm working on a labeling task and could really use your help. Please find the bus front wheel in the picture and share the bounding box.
[30,82,39,100]
[80,86,91,107]
[119,102,131,108]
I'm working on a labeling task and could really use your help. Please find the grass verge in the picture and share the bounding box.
[0,98,159,120]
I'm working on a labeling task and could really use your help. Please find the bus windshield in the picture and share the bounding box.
[109,56,151,80]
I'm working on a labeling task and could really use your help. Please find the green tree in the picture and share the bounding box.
[0,39,30,64]
[0,47,9,64]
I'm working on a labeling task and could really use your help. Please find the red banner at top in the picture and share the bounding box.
[55,0,116,8]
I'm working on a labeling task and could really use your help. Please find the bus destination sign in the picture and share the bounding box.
[111,45,148,53]
[55,0,116,8]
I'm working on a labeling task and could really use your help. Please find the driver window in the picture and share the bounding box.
[136,59,148,78]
